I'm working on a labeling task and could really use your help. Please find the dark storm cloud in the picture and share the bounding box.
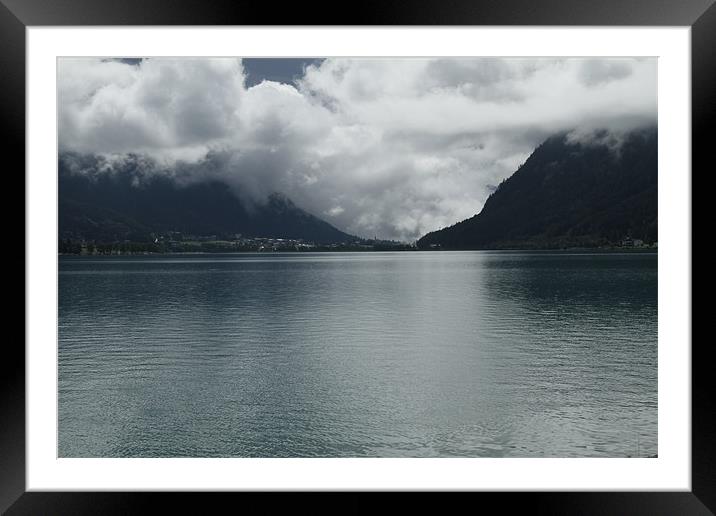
[58,57,657,241]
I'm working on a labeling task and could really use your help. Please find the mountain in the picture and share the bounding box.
[417,127,657,250]
[58,153,357,244]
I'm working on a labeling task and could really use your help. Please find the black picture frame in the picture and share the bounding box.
[2,0,709,513]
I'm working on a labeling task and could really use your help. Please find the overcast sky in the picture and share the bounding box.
[58,57,656,241]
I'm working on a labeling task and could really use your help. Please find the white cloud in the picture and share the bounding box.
[58,57,657,241]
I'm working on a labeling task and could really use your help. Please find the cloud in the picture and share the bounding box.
[59,58,246,161]
[578,58,634,87]
[58,57,657,241]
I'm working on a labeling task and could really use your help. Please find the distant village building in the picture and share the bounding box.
[620,237,648,248]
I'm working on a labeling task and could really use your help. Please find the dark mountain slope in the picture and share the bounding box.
[58,153,356,244]
[417,127,657,250]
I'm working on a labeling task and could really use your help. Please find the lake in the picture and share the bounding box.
[58,251,657,457]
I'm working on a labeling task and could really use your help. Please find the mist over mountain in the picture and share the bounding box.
[58,58,657,241]
[58,153,357,244]
[417,127,657,249]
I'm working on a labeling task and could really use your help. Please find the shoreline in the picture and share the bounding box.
[58,247,658,256]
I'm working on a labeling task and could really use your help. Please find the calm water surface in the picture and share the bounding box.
[59,251,657,457]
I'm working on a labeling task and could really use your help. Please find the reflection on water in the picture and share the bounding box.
[59,251,657,457]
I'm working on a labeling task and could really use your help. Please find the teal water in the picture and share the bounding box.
[58,251,657,457]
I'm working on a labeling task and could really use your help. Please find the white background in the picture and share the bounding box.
[26,27,691,491]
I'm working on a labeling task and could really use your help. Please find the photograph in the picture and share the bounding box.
[57,56,658,459]
[2,0,709,507]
